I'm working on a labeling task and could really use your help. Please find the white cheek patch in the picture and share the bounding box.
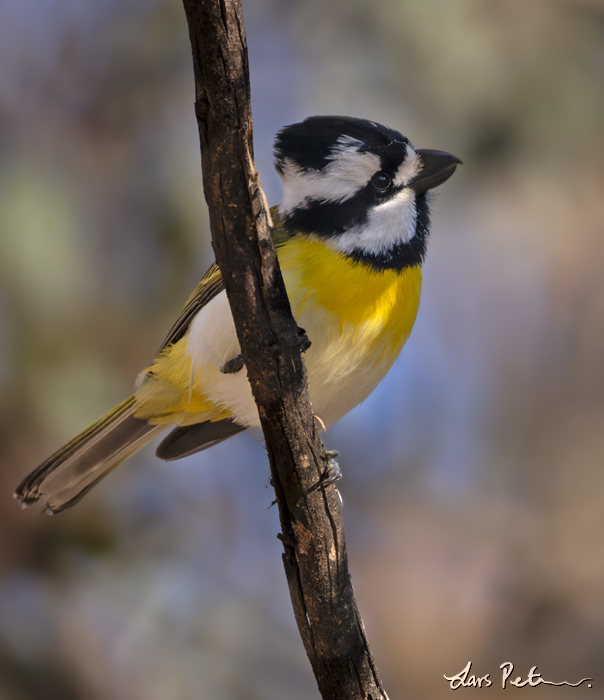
[326,188,418,257]
[393,145,421,186]
[278,136,381,215]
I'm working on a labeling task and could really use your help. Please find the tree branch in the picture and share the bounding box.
[181,1,388,697]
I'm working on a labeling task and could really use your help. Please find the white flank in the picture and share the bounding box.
[186,291,258,426]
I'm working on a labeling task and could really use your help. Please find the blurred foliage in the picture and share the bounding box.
[1,0,603,698]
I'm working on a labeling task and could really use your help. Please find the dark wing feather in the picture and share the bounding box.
[155,263,224,353]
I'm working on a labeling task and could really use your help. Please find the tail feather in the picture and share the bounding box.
[15,396,166,513]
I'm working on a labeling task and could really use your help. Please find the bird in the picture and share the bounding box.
[15,116,461,514]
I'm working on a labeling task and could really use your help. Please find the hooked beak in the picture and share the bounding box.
[409,149,462,195]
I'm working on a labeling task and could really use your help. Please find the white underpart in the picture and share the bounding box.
[327,187,418,256]
[278,135,381,215]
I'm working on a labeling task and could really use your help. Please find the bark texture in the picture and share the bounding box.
[181,1,388,697]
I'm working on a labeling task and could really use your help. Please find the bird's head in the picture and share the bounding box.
[274,116,461,270]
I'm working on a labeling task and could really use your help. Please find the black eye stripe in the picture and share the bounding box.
[279,192,431,271]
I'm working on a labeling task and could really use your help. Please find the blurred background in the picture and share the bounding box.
[1,0,604,698]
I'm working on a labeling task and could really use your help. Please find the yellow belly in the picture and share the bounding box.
[135,236,421,428]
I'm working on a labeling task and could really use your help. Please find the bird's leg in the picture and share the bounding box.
[222,327,311,375]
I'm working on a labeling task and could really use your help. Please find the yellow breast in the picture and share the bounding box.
[278,236,422,426]
[279,235,421,350]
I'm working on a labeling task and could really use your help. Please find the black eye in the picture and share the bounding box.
[371,172,391,191]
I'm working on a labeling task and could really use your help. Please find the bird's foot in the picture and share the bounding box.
[322,450,342,486]
[296,326,311,353]
[220,354,245,374]
[306,450,341,495]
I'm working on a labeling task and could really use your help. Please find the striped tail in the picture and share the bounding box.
[14,396,166,514]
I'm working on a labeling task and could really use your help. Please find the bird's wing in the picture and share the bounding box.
[155,262,224,354]
[154,207,290,355]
